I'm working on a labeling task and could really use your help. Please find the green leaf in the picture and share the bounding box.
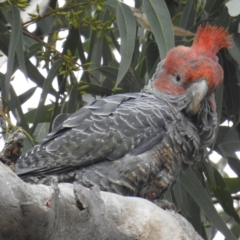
[66,82,79,114]
[115,2,136,86]
[110,30,120,52]
[216,127,240,158]
[179,0,196,30]
[31,59,63,134]
[143,0,174,59]
[203,156,216,187]
[62,27,80,55]
[210,168,240,223]
[172,181,190,216]
[89,33,103,84]
[146,41,159,76]
[33,122,50,143]
[224,65,240,125]
[224,177,240,193]
[77,29,88,65]
[15,19,27,79]
[24,104,54,124]
[181,168,237,240]
[231,223,240,238]
[102,39,114,66]
[5,5,21,94]
[87,28,97,63]
[77,29,91,83]
[25,43,43,59]
[98,66,118,79]
[135,41,147,79]
[228,34,240,67]
[227,157,240,176]
[205,0,216,13]
[57,27,80,95]
[173,176,202,235]
[0,73,29,132]
[0,21,10,55]
[25,60,57,97]
[79,81,113,96]
[18,86,37,105]
[105,0,118,8]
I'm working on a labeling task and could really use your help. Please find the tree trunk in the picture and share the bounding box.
[0,163,203,240]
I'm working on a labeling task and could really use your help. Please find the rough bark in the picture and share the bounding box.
[0,163,203,240]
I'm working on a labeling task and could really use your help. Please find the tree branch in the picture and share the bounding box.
[0,163,203,239]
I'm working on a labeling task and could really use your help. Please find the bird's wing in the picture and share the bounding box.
[17,93,171,175]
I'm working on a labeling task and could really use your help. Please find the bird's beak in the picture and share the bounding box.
[185,79,208,116]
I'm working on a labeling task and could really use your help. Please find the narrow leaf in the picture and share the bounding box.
[31,59,63,134]
[26,60,57,96]
[105,0,118,8]
[181,169,237,240]
[98,66,118,79]
[24,104,54,124]
[224,177,240,194]
[90,33,103,84]
[5,5,21,94]
[25,43,42,59]
[228,157,240,176]
[66,82,79,114]
[0,73,29,132]
[15,21,27,79]
[116,2,136,86]
[18,86,37,105]
[34,122,50,143]
[62,27,80,55]
[216,127,240,158]
[143,0,174,59]
[179,0,196,30]
[211,168,240,223]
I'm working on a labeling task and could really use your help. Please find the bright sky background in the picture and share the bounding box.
[0,1,238,239]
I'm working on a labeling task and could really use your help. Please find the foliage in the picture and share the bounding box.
[0,0,240,239]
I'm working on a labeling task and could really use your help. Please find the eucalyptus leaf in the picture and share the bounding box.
[181,169,237,240]
[31,59,63,134]
[179,0,196,30]
[5,5,21,94]
[115,2,136,87]
[143,0,174,59]
[15,21,27,79]
[0,73,29,132]
[24,104,54,124]
[211,168,240,223]
[18,86,37,105]
[224,177,240,194]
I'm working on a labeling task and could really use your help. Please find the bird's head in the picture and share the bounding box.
[153,24,231,115]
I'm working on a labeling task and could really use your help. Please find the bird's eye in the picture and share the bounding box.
[176,75,181,82]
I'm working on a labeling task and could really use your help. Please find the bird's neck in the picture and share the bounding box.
[142,80,190,111]
[143,82,218,148]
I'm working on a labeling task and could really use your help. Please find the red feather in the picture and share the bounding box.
[192,23,232,57]
[154,24,232,95]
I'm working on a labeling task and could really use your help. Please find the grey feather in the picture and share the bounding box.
[16,90,217,200]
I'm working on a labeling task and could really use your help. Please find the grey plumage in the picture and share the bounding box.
[16,24,230,200]
[16,89,217,200]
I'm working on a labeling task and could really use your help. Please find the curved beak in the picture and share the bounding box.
[186,79,208,116]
